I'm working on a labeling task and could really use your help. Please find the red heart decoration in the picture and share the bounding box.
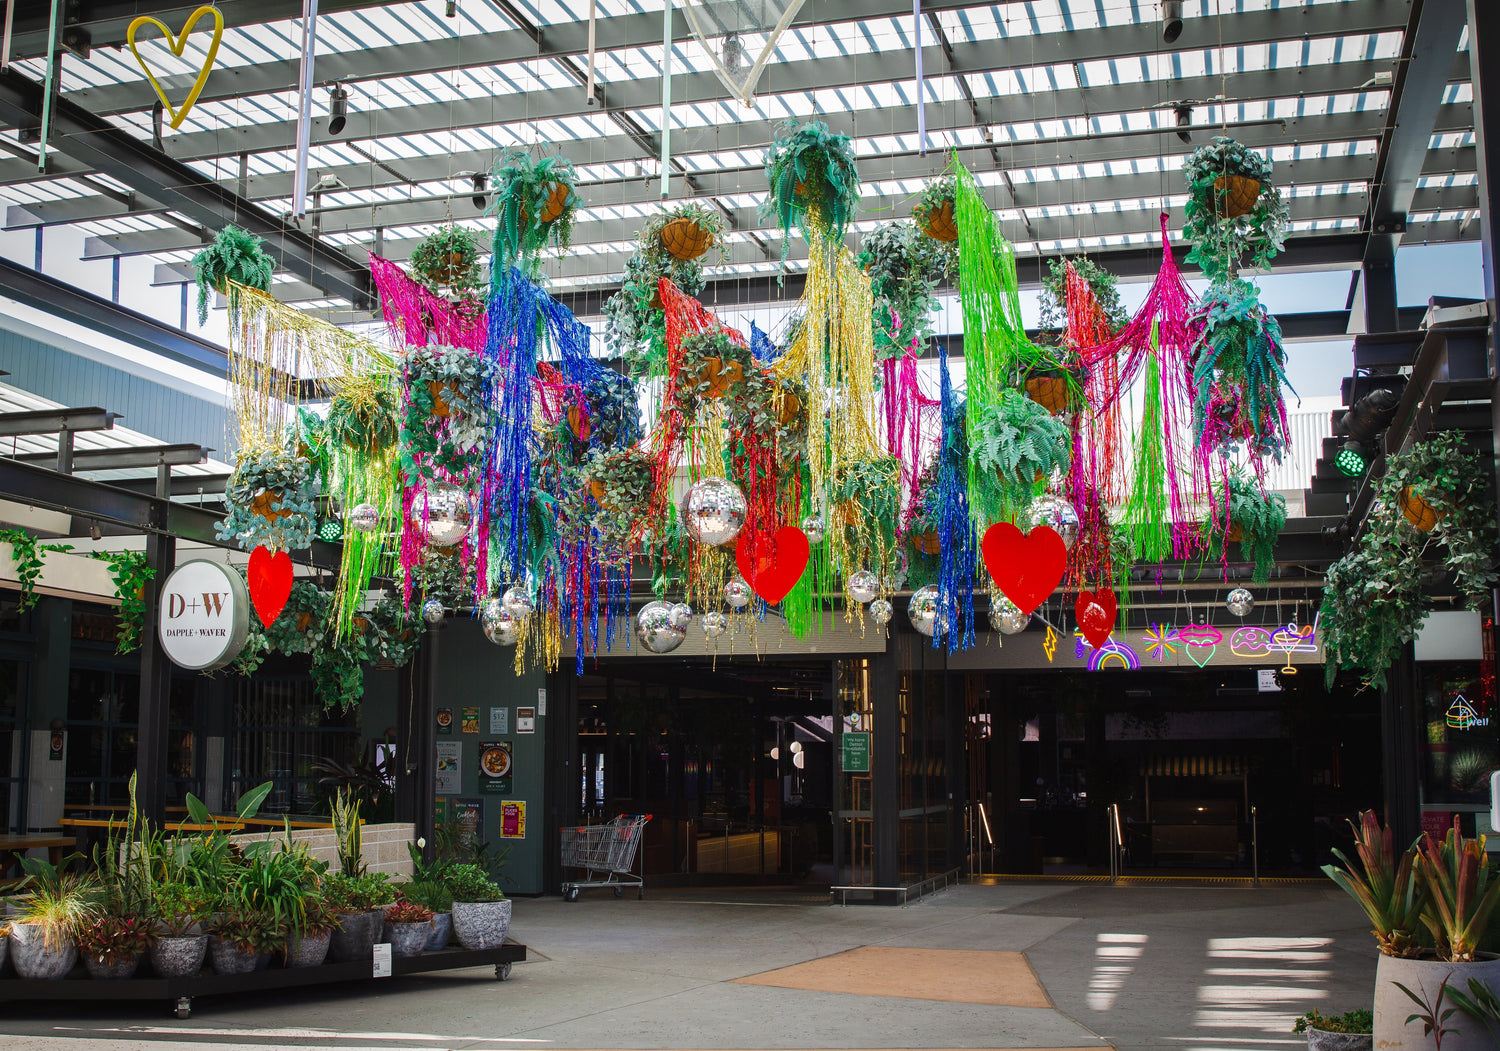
[735,526,810,604]
[1075,588,1119,650]
[247,545,294,628]
[980,523,1066,615]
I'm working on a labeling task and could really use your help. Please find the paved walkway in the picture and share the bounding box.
[0,882,1375,1051]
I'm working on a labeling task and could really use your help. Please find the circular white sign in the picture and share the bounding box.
[157,559,250,671]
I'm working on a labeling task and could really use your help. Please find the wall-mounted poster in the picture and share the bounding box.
[500,800,526,839]
[461,706,480,735]
[435,741,461,794]
[479,740,513,793]
[453,798,483,851]
[516,706,535,733]
[436,707,453,735]
[489,706,508,734]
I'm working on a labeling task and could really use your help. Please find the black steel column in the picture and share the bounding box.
[393,658,416,825]
[414,627,438,862]
[945,668,964,875]
[1381,644,1422,848]
[133,527,174,825]
[542,669,578,896]
[871,631,901,902]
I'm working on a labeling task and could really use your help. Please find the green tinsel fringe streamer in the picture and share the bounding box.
[1122,331,1173,564]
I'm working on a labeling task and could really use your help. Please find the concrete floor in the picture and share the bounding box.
[0,881,1375,1051]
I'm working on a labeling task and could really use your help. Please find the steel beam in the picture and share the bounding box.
[0,407,118,436]
[0,69,373,309]
[4,443,209,471]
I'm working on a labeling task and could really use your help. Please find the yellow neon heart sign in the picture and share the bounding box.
[126,5,224,131]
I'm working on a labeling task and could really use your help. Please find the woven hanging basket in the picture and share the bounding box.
[538,182,571,224]
[914,531,942,555]
[659,217,714,261]
[1400,486,1442,532]
[1212,174,1264,220]
[694,356,744,399]
[773,386,802,427]
[566,404,592,441]
[1226,522,1244,543]
[427,381,455,418]
[1024,376,1070,415]
[250,489,292,523]
[920,200,959,242]
[430,251,469,284]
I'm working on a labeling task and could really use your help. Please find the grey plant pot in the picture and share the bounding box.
[285,930,332,968]
[208,935,260,975]
[0,929,8,974]
[8,922,78,980]
[149,934,207,978]
[81,951,141,980]
[329,911,381,963]
[425,913,452,951]
[1374,953,1500,1051]
[1304,1030,1372,1051]
[388,921,431,959]
[451,899,511,951]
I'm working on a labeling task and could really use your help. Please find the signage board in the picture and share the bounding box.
[842,732,871,774]
[157,559,249,671]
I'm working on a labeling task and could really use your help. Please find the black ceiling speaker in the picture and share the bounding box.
[1175,104,1193,144]
[1163,1,1184,43]
[327,84,349,136]
[471,172,489,210]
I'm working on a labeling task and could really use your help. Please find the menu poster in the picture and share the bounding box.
[489,706,508,734]
[436,707,454,735]
[516,706,536,733]
[500,800,526,839]
[435,741,461,794]
[453,798,483,850]
[479,740,514,793]
[461,706,480,735]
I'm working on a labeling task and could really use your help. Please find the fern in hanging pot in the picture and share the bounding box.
[856,220,953,358]
[488,147,582,274]
[408,224,486,302]
[911,175,959,243]
[400,344,495,482]
[1190,279,1293,462]
[643,201,727,264]
[1203,472,1287,583]
[328,375,399,457]
[192,225,276,324]
[969,388,1073,502]
[762,118,860,252]
[1182,137,1289,284]
[217,443,318,552]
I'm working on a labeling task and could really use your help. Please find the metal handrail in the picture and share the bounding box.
[831,866,961,907]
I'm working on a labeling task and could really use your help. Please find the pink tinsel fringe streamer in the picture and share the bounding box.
[881,354,941,530]
[369,253,486,352]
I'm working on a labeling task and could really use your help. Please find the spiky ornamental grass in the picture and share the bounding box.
[487,147,582,277]
[856,219,954,359]
[193,225,275,325]
[761,119,860,258]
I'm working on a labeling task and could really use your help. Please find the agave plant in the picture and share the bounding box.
[1321,810,1428,958]
[1415,817,1500,962]
[192,225,276,324]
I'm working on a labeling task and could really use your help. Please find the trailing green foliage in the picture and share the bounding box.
[488,147,582,275]
[762,119,861,254]
[1036,255,1127,336]
[1190,278,1293,459]
[1182,137,1288,284]
[192,225,275,325]
[408,224,486,303]
[400,344,495,481]
[89,550,154,653]
[603,249,708,376]
[217,445,319,552]
[327,376,399,456]
[0,528,72,612]
[856,220,954,358]
[1203,472,1286,583]
[1291,1009,1373,1035]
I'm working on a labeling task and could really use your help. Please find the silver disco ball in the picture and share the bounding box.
[1226,588,1255,617]
[421,481,471,548]
[801,512,826,546]
[847,570,879,604]
[349,502,380,534]
[483,610,520,645]
[990,594,1029,635]
[882,549,909,592]
[501,585,534,620]
[669,602,693,631]
[680,477,748,547]
[1026,495,1080,551]
[636,599,687,654]
[701,611,728,639]
[908,585,946,638]
[868,598,893,625]
[723,576,752,609]
[421,599,445,625]
[479,597,504,627]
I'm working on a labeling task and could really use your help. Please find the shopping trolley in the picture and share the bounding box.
[559,813,651,901]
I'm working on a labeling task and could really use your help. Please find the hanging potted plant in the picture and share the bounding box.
[192,224,276,324]
[328,375,399,456]
[1019,358,1085,416]
[911,175,959,243]
[762,118,861,253]
[408,224,486,299]
[970,388,1074,500]
[1183,137,1289,284]
[569,373,642,448]
[216,443,318,552]
[603,250,707,377]
[1203,472,1287,583]
[400,344,495,482]
[586,446,655,516]
[856,219,953,358]
[261,581,330,655]
[445,864,510,950]
[644,200,727,263]
[488,147,583,273]
[1036,255,1128,341]
[1190,279,1293,461]
[675,328,753,419]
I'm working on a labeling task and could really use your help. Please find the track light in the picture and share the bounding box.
[1174,104,1193,145]
[327,83,349,136]
[471,172,488,210]
[1339,387,1402,443]
[1163,0,1184,44]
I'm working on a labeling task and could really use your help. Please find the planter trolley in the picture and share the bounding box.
[0,941,526,1019]
[560,813,650,902]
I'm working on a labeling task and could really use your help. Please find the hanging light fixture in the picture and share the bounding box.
[327,83,349,136]
[445,0,457,17]
[1174,104,1194,144]
[1163,1,1184,43]
[471,172,488,209]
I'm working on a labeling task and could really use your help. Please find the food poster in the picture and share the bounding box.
[461,706,480,735]
[500,800,526,838]
[435,741,461,794]
[436,706,453,735]
[480,740,513,793]
[454,798,483,851]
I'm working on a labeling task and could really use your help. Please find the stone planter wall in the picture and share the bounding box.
[226,822,415,878]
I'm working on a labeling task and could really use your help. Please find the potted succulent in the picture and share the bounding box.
[192,224,276,324]
[400,344,496,483]
[402,880,455,951]
[489,147,582,273]
[1190,278,1292,461]
[76,914,154,980]
[856,219,952,358]
[911,175,959,243]
[217,443,319,553]
[7,856,98,979]
[385,899,434,959]
[148,882,211,978]
[762,118,861,252]
[969,388,1073,500]
[446,864,509,950]
[408,224,486,301]
[1182,136,1289,284]
[1204,471,1287,583]
[644,201,727,263]
[1292,1009,1373,1051]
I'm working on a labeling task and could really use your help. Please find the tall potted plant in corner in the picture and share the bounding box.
[446,864,509,950]
[192,225,276,324]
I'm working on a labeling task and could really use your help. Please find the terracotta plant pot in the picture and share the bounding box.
[1212,174,1263,219]
[1399,486,1441,532]
[8,922,77,979]
[920,199,959,242]
[538,182,570,224]
[914,531,941,556]
[149,934,207,978]
[659,217,713,261]
[428,381,455,418]
[451,899,511,951]
[388,921,432,959]
[1373,953,1500,1051]
[285,930,331,968]
[1025,375,1071,415]
[431,251,470,284]
[426,912,452,951]
[589,478,610,508]
[81,951,140,980]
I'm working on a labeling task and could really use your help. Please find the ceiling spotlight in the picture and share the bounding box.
[1163,0,1184,44]
[471,172,488,210]
[1335,441,1369,478]
[1339,387,1402,442]
[1174,104,1194,145]
[327,83,349,136]
[89,521,101,541]
[445,0,457,16]
[723,32,747,74]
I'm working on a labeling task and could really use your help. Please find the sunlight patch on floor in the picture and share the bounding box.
[1084,932,1148,1011]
